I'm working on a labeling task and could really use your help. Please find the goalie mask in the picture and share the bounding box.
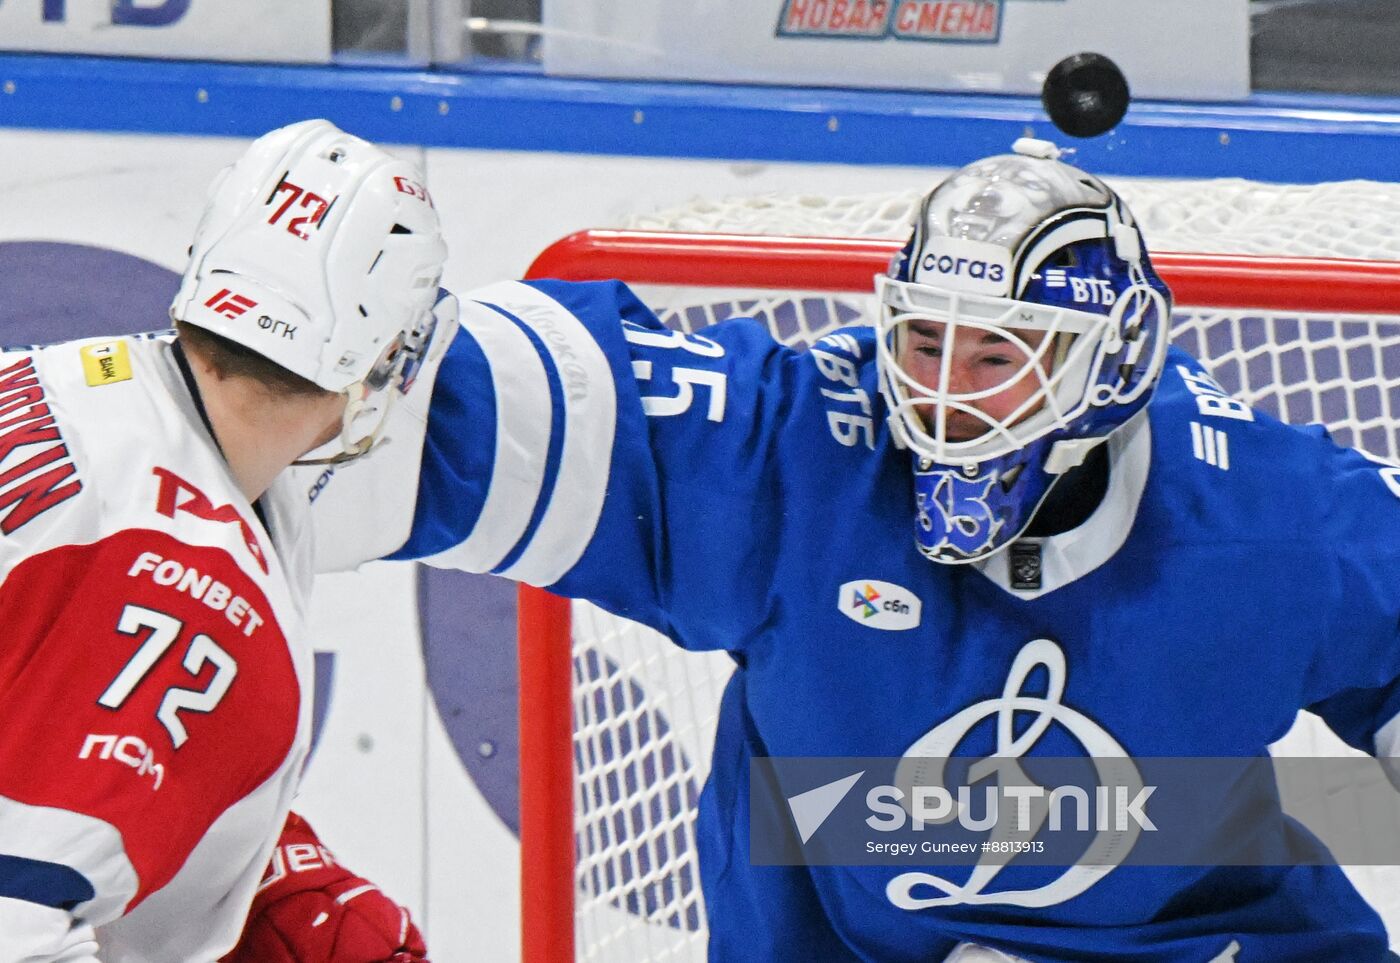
[876,139,1170,564]
[171,119,451,464]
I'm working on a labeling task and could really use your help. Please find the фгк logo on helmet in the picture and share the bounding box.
[256,315,298,341]
[838,579,922,630]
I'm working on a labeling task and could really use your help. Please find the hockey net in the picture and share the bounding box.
[518,174,1400,963]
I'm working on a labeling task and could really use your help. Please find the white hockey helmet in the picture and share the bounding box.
[171,119,447,396]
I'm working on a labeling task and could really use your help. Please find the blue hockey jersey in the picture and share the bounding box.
[336,278,1400,962]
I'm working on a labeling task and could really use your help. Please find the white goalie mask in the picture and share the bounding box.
[876,139,1171,563]
[171,119,451,463]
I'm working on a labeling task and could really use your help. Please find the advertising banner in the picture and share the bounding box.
[543,0,1248,101]
[0,0,331,63]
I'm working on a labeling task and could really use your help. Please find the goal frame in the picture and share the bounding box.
[516,228,1400,963]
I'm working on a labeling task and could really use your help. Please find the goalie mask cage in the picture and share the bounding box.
[518,190,1400,963]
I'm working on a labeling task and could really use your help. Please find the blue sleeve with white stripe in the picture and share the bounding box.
[393,278,805,652]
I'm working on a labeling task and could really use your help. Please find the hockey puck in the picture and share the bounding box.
[1042,52,1131,138]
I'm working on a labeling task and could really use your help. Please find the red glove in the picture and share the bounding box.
[223,811,428,963]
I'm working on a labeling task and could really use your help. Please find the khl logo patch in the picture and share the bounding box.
[838,579,922,630]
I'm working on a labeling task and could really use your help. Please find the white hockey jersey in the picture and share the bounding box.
[0,335,314,961]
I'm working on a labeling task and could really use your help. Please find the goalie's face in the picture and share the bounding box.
[875,271,1100,465]
[897,318,1055,443]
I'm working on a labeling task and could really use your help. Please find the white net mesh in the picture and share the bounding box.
[560,176,1400,961]
[626,175,1400,260]
[570,608,731,962]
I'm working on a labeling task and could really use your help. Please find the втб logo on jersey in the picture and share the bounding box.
[887,638,1147,910]
[838,580,921,630]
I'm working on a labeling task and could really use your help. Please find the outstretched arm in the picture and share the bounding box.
[310,278,834,652]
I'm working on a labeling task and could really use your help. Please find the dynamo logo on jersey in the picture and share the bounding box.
[888,638,1148,910]
[839,580,922,630]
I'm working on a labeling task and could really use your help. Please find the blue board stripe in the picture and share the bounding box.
[1,53,1400,181]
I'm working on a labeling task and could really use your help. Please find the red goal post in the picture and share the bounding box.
[517,228,1400,963]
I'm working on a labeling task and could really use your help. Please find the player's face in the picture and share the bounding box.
[898,319,1053,441]
[304,391,350,453]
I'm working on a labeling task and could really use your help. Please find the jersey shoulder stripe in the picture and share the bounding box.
[413,280,617,585]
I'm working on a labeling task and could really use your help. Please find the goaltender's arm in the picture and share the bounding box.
[309,278,870,653]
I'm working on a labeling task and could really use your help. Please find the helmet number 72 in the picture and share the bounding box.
[267,180,332,240]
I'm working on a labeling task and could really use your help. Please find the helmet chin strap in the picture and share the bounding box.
[294,295,455,469]
[292,379,399,467]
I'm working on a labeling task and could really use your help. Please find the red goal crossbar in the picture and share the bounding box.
[527,229,1400,315]
[515,229,1400,963]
